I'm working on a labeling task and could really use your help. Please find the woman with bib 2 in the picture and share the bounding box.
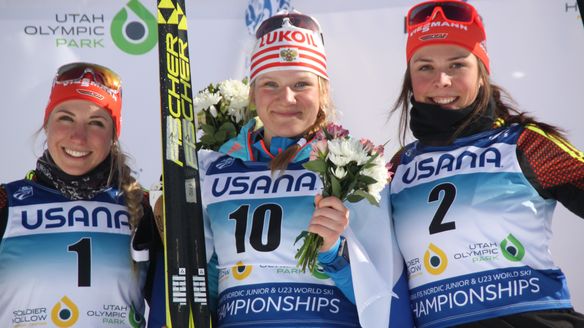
[389,1,584,327]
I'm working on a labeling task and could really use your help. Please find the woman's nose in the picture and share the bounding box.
[70,123,88,141]
[280,86,297,103]
[434,71,452,88]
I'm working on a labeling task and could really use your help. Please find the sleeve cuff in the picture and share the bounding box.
[318,237,341,264]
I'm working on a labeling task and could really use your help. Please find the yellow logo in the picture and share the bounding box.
[51,296,79,327]
[231,261,252,280]
[157,0,188,30]
[424,243,448,275]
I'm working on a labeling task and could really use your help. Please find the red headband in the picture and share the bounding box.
[406,0,490,73]
[44,65,122,137]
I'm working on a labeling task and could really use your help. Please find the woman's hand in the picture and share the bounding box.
[307,194,350,252]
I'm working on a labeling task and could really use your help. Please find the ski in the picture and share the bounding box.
[579,0,584,28]
[156,0,211,327]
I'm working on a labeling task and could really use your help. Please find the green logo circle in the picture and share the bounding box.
[111,0,157,55]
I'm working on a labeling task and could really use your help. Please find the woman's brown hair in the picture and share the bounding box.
[391,58,564,146]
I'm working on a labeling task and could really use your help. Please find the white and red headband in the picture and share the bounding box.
[250,19,328,83]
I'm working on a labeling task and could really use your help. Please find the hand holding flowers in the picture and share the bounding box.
[308,194,350,253]
[295,123,393,272]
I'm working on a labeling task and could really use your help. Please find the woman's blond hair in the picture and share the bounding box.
[109,141,144,232]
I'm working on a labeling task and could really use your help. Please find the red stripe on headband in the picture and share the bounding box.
[250,53,280,71]
[299,53,327,70]
[250,61,328,81]
[250,52,327,72]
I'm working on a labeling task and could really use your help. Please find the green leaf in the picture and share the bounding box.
[358,175,378,185]
[303,159,327,173]
[214,130,227,142]
[330,175,341,198]
[200,134,216,144]
[345,179,358,193]
[201,124,216,135]
[219,122,237,134]
[346,194,364,203]
[294,230,308,244]
[352,189,380,206]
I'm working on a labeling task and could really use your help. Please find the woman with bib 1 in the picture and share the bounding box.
[0,62,160,327]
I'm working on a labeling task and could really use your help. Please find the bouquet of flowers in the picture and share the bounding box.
[295,122,393,272]
[194,78,256,151]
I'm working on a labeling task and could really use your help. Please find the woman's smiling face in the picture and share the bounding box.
[410,44,483,110]
[45,99,114,176]
[252,70,321,146]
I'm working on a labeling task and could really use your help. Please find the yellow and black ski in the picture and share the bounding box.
[156,0,211,326]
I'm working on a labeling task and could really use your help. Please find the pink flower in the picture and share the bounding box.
[325,122,349,139]
[386,162,394,182]
[374,144,385,157]
[314,129,326,141]
[360,138,375,153]
[310,140,328,161]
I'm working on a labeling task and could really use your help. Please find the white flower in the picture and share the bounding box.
[349,139,370,165]
[193,90,221,113]
[195,78,255,151]
[327,139,352,167]
[362,155,389,197]
[209,105,218,118]
[230,96,249,112]
[219,79,250,111]
[367,188,382,203]
[327,138,369,167]
[228,107,245,123]
[331,166,347,179]
[297,122,391,273]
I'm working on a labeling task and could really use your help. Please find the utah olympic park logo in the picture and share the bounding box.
[22,0,157,55]
[111,0,158,55]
